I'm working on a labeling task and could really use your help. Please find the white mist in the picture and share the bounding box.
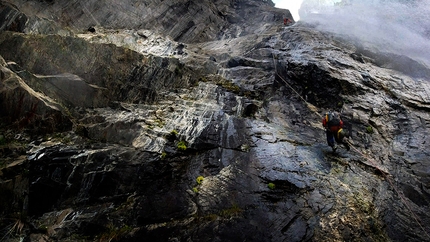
[300,0,430,71]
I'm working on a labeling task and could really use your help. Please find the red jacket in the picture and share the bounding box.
[322,114,343,133]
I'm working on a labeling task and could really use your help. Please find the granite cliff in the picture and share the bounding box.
[0,0,429,241]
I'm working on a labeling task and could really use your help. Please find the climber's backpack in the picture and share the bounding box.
[324,111,343,132]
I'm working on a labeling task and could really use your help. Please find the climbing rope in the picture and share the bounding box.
[271,55,323,119]
[271,53,430,240]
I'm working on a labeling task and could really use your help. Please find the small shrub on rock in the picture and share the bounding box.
[268,182,276,190]
[177,140,187,151]
[196,176,204,185]
[160,152,167,159]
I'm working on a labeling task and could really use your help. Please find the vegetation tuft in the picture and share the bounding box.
[268,183,276,190]
[196,176,204,185]
[199,204,243,222]
[217,79,241,93]
[198,75,241,93]
[177,140,187,151]
[219,204,242,218]
[160,152,167,160]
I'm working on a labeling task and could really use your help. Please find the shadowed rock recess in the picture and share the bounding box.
[0,0,429,241]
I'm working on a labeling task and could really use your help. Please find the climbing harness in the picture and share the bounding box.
[271,53,430,240]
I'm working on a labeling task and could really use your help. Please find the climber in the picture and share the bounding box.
[322,111,350,152]
[283,18,293,25]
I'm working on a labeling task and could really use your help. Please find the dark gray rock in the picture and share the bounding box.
[4,0,291,43]
[1,1,430,242]
[0,2,27,32]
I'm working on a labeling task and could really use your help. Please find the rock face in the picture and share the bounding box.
[1,0,430,242]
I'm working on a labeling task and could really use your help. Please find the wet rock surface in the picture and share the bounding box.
[1,0,430,241]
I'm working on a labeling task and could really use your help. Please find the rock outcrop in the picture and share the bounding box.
[1,0,429,242]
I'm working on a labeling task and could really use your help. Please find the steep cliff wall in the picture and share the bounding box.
[0,1,429,242]
[1,0,290,43]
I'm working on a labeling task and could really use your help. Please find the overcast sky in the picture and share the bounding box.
[272,0,303,21]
